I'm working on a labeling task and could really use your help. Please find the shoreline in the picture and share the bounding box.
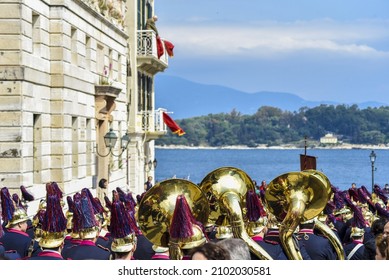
[156,144,389,150]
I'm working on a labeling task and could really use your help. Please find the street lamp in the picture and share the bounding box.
[369,150,376,193]
[145,158,158,172]
[96,128,130,157]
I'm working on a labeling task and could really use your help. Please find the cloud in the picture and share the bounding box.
[160,19,389,58]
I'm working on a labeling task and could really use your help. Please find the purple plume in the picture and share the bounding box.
[110,198,134,239]
[1,187,15,223]
[66,196,74,213]
[246,190,266,222]
[79,191,98,229]
[20,185,34,202]
[352,206,366,229]
[348,188,360,202]
[81,188,101,215]
[104,194,112,210]
[375,203,389,219]
[42,193,67,233]
[373,185,388,205]
[170,195,195,239]
[71,193,82,232]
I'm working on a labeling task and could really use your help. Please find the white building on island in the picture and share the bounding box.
[320,133,338,144]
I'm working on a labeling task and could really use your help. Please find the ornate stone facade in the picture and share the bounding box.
[0,0,169,215]
[0,0,128,214]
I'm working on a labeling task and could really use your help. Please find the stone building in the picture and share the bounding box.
[0,0,168,214]
[320,133,338,145]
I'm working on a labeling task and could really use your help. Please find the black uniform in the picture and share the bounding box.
[27,250,64,260]
[344,241,368,260]
[261,229,312,260]
[133,234,154,260]
[96,233,113,251]
[297,229,339,260]
[64,240,111,260]
[0,228,41,258]
[61,236,82,259]
[0,243,21,260]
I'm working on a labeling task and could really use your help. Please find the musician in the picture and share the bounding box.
[64,192,111,260]
[297,219,339,260]
[343,207,369,260]
[0,187,41,258]
[110,197,137,260]
[27,192,67,260]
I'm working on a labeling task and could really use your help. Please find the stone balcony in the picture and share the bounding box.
[137,30,169,75]
[141,108,167,141]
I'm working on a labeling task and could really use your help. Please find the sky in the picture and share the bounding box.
[156,0,389,104]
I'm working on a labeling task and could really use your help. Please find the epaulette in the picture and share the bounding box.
[97,244,110,252]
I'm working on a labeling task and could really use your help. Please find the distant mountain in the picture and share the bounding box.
[155,75,387,120]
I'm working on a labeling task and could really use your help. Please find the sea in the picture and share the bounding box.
[155,148,389,192]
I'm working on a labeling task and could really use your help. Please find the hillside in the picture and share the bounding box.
[155,75,387,120]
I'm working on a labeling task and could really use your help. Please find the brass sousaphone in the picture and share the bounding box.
[265,169,344,260]
[137,179,209,257]
[199,166,273,260]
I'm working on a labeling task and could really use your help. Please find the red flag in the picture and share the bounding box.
[300,154,317,171]
[163,40,174,57]
[162,112,185,136]
[156,36,164,59]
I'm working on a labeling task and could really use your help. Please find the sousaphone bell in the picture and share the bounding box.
[199,166,273,260]
[137,179,209,254]
[265,169,344,260]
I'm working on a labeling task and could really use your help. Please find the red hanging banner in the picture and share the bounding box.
[162,112,185,136]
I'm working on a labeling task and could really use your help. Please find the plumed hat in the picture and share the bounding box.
[375,202,389,219]
[350,205,366,238]
[51,182,63,199]
[373,185,388,205]
[72,192,99,239]
[110,197,137,253]
[12,193,24,210]
[1,187,29,228]
[360,185,372,199]
[20,185,34,205]
[39,192,67,248]
[348,187,360,203]
[32,199,46,241]
[169,195,206,254]
[246,190,267,236]
[81,188,105,226]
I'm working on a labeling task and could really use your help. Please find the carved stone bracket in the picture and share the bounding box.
[95,85,122,121]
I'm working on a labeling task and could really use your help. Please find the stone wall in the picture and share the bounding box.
[0,0,129,215]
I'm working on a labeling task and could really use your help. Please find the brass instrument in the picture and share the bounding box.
[265,169,344,260]
[137,179,209,252]
[199,167,273,260]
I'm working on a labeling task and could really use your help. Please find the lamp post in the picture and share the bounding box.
[145,158,158,172]
[96,128,130,157]
[96,128,130,183]
[369,150,376,193]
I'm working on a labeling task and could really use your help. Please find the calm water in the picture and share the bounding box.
[155,148,389,192]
